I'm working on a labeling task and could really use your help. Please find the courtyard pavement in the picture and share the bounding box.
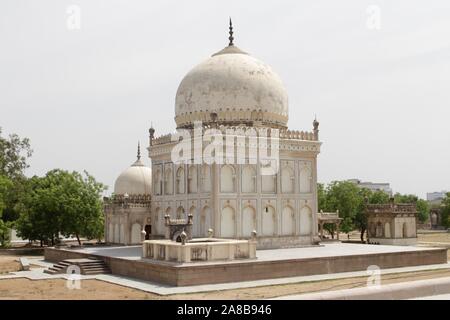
[63,242,442,265]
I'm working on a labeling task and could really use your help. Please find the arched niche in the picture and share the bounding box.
[242,205,256,237]
[262,205,276,236]
[299,206,312,236]
[131,223,141,244]
[164,166,173,195]
[201,164,211,192]
[299,166,312,193]
[221,206,235,237]
[188,165,198,193]
[282,206,295,236]
[176,167,185,194]
[221,165,236,193]
[241,165,256,193]
[281,166,295,193]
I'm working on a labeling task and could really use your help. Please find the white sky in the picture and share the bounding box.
[1,0,449,198]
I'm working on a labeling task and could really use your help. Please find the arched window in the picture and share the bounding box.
[376,222,383,237]
[164,166,173,195]
[300,167,312,193]
[200,206,211,236]
[241,165,256,193]
[221,206,235,237]
[131,223,141,244]
[188,165,198,193]
[154,169,162,195]
[282,206,295,235]
[299,206,312,236]
[220,165,235,193]
[200,164,211,192]
[402,223,408,238]
[242,206,256,237]
[176,167,185,194]
[262,205,276,236]
[281,166,294,193]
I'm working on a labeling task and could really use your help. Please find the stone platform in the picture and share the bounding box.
[44,243,447,287]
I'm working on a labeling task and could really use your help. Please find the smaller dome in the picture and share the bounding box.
[114,147,152,195]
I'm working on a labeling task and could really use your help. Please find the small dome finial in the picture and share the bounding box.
[228,17,234,46]
[137,141,141,160]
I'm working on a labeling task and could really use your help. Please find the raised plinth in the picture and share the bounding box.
[142,238,257,263]
[45,243,448,287]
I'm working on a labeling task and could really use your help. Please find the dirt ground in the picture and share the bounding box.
[0,256,20,274]
[1,268,450,300]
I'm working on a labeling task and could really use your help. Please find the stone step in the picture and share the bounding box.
[46,259,111,275]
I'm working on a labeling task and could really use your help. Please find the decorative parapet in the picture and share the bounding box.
[365,203,417,215]
[103,194,151,209]
[151,126,319,146]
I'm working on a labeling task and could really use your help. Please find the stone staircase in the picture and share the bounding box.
[44,258,111,275]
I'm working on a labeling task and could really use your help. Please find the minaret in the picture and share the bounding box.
[313,116,320,141]
[149,124,155,146]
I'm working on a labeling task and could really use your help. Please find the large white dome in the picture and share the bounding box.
[175,45,289,129]
[114,157,152,195]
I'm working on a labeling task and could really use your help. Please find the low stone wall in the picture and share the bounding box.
[45,247,448,287]
[0,248,44,256]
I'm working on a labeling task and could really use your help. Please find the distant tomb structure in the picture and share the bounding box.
[366,199,418,246]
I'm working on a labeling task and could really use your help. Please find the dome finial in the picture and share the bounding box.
[137,141,141,160]
[228,17,234,46]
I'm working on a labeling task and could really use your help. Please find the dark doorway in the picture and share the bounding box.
[145,225,152,240]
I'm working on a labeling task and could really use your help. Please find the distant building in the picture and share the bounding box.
[348,179,393,196]
[366,200,418,246]
[426,191,447,202]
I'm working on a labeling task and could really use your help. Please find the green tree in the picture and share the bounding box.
[394,193,429,223]
[0,127,33,179]
[0,175,13,247]
[16,170,106,246]
[322,181,362,238]
[0,128,33,222]
[441,193,450,228]
[317,183,327,211]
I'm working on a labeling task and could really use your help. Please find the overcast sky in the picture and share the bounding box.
[1,0,449,198]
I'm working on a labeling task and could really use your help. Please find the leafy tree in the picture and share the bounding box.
[317,183,327,211]
[0,175,13,247]
[0,128,33,222]
[0,127,33,179]
[394,193,429,223]
[321,181,362,238]
[441,193,450,228]
[16,170,106,246]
